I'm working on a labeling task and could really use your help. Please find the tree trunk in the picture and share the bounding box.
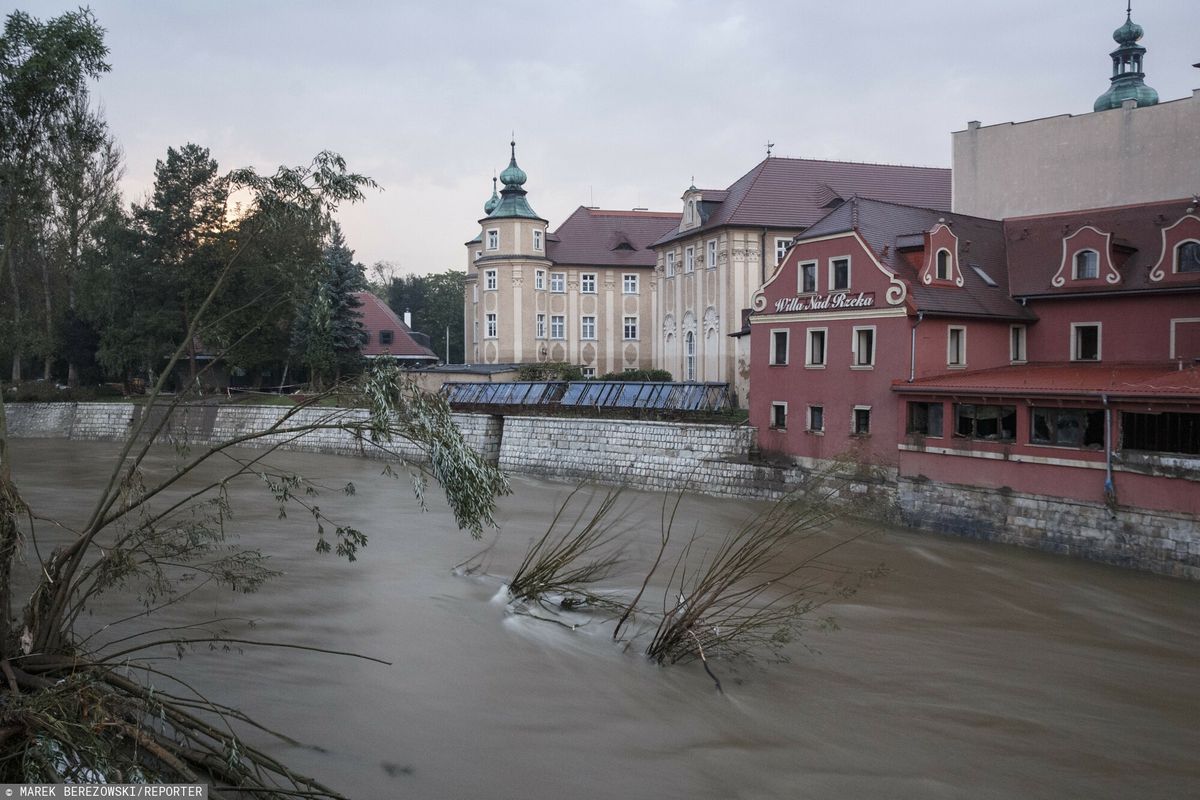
[41,251,54,382]
[6,246,21,384]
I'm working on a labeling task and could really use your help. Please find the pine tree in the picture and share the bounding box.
[292,222,366,388]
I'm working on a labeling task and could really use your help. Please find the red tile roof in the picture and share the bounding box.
[801,197,1033,320]
[1003,198,1196,297]
[353,291,438,361]
[894,362,1200,401]
[547,206,681,267]
[655,157,951,246]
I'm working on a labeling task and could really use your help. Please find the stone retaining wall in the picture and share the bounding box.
[3,402,497,465]
[898,477,1200,581]
[6,403,1196,579]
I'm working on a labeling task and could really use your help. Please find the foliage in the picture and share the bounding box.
[385,269,465,364]
[291,223,367,389]
[597,368,673,382]
[506,487,626,610]
[516,361,584,382]
[496,469,885,691]
[0,7,110,382]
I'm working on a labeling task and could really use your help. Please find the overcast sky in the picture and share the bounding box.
[20,0,1200,275]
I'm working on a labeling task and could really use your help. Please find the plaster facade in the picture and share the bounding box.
[952,90,1200,219]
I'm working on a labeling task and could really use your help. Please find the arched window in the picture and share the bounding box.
[1177,241,1200,274]
[935,249,952,280]
[1073,250,1099,280]
[685,331,695,381]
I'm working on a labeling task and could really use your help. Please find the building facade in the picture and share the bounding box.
[463,142,679,376]
[652,157,951,404]
[749,196,1200,516]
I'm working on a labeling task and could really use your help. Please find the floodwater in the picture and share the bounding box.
[10,440,1200,799]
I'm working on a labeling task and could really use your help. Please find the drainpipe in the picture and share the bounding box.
[909,311,925,382]
[1102,392,1117,515]
[760,228,768,284]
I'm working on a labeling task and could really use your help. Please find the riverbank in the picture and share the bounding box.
[6,401,1198,580]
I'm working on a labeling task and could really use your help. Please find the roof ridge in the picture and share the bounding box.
[853,196,1002,224]
[762,155,950,172]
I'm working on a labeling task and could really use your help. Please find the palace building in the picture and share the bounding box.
[462,142,678,376]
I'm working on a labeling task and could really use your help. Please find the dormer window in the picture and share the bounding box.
[379,330,394,346]
[686,200,695,223]
[1073,250,1100,280]
[935,249,952,280]
[1177,241,1200,273]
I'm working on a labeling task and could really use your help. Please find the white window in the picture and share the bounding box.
[550,315,565,339]
[666,251,676,277]
[581,273,597,293]
[581,315,596,340]
[623,316,638,340]
[707,239,717,270]
[686,200,694,223]
[1072,322,1101,361]
[484,269,497,291]
[1073,250,1099,280]
[948,326,966,367]
[770,402,788,430]
[799,261,818,294]
[535,269,545,290]
[769,329,789,365]
[550,272,565,292]
[685,246,695,273]
[852,406,872,436]
[775,237,792,266]
[581,366,596,378]
[935,249,952,280]
[852,326,875,368]
[486,229,499,250]
[1176,241,1200,273]
[536,313,546,339]
[808,405,824,433]
[1010,325,1027,363]
[623,273,639,294]
[684,331,695,380]
[533,229,543,250]
[806,328,827,367]
[485,313,497,339]
[830,257,850,291]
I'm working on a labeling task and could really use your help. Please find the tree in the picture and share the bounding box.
[0,8,109,381]
[292,223,367,389]
[386,269,465,364]
[44,90,123,385]
[207,203,325,389]
[0,151,510,794]
[132,143,229,382]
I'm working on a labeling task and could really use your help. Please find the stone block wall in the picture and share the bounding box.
[898,476,1200,581]
[7,403,1196,579]
[5,402,493,466]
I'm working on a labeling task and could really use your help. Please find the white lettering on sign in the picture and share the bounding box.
[774,292,875,313]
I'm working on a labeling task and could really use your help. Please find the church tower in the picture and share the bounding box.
[1094,3,1160,112]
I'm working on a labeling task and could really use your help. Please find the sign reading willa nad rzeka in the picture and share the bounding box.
[773,292,875,314]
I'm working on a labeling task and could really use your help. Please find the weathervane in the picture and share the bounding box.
[765,140,775,158]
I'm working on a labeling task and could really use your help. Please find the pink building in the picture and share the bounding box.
[749,197,1200,516]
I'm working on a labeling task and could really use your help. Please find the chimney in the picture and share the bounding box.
[404,309,412,328]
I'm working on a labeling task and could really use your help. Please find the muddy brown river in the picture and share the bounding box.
[9,440,1200,799]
